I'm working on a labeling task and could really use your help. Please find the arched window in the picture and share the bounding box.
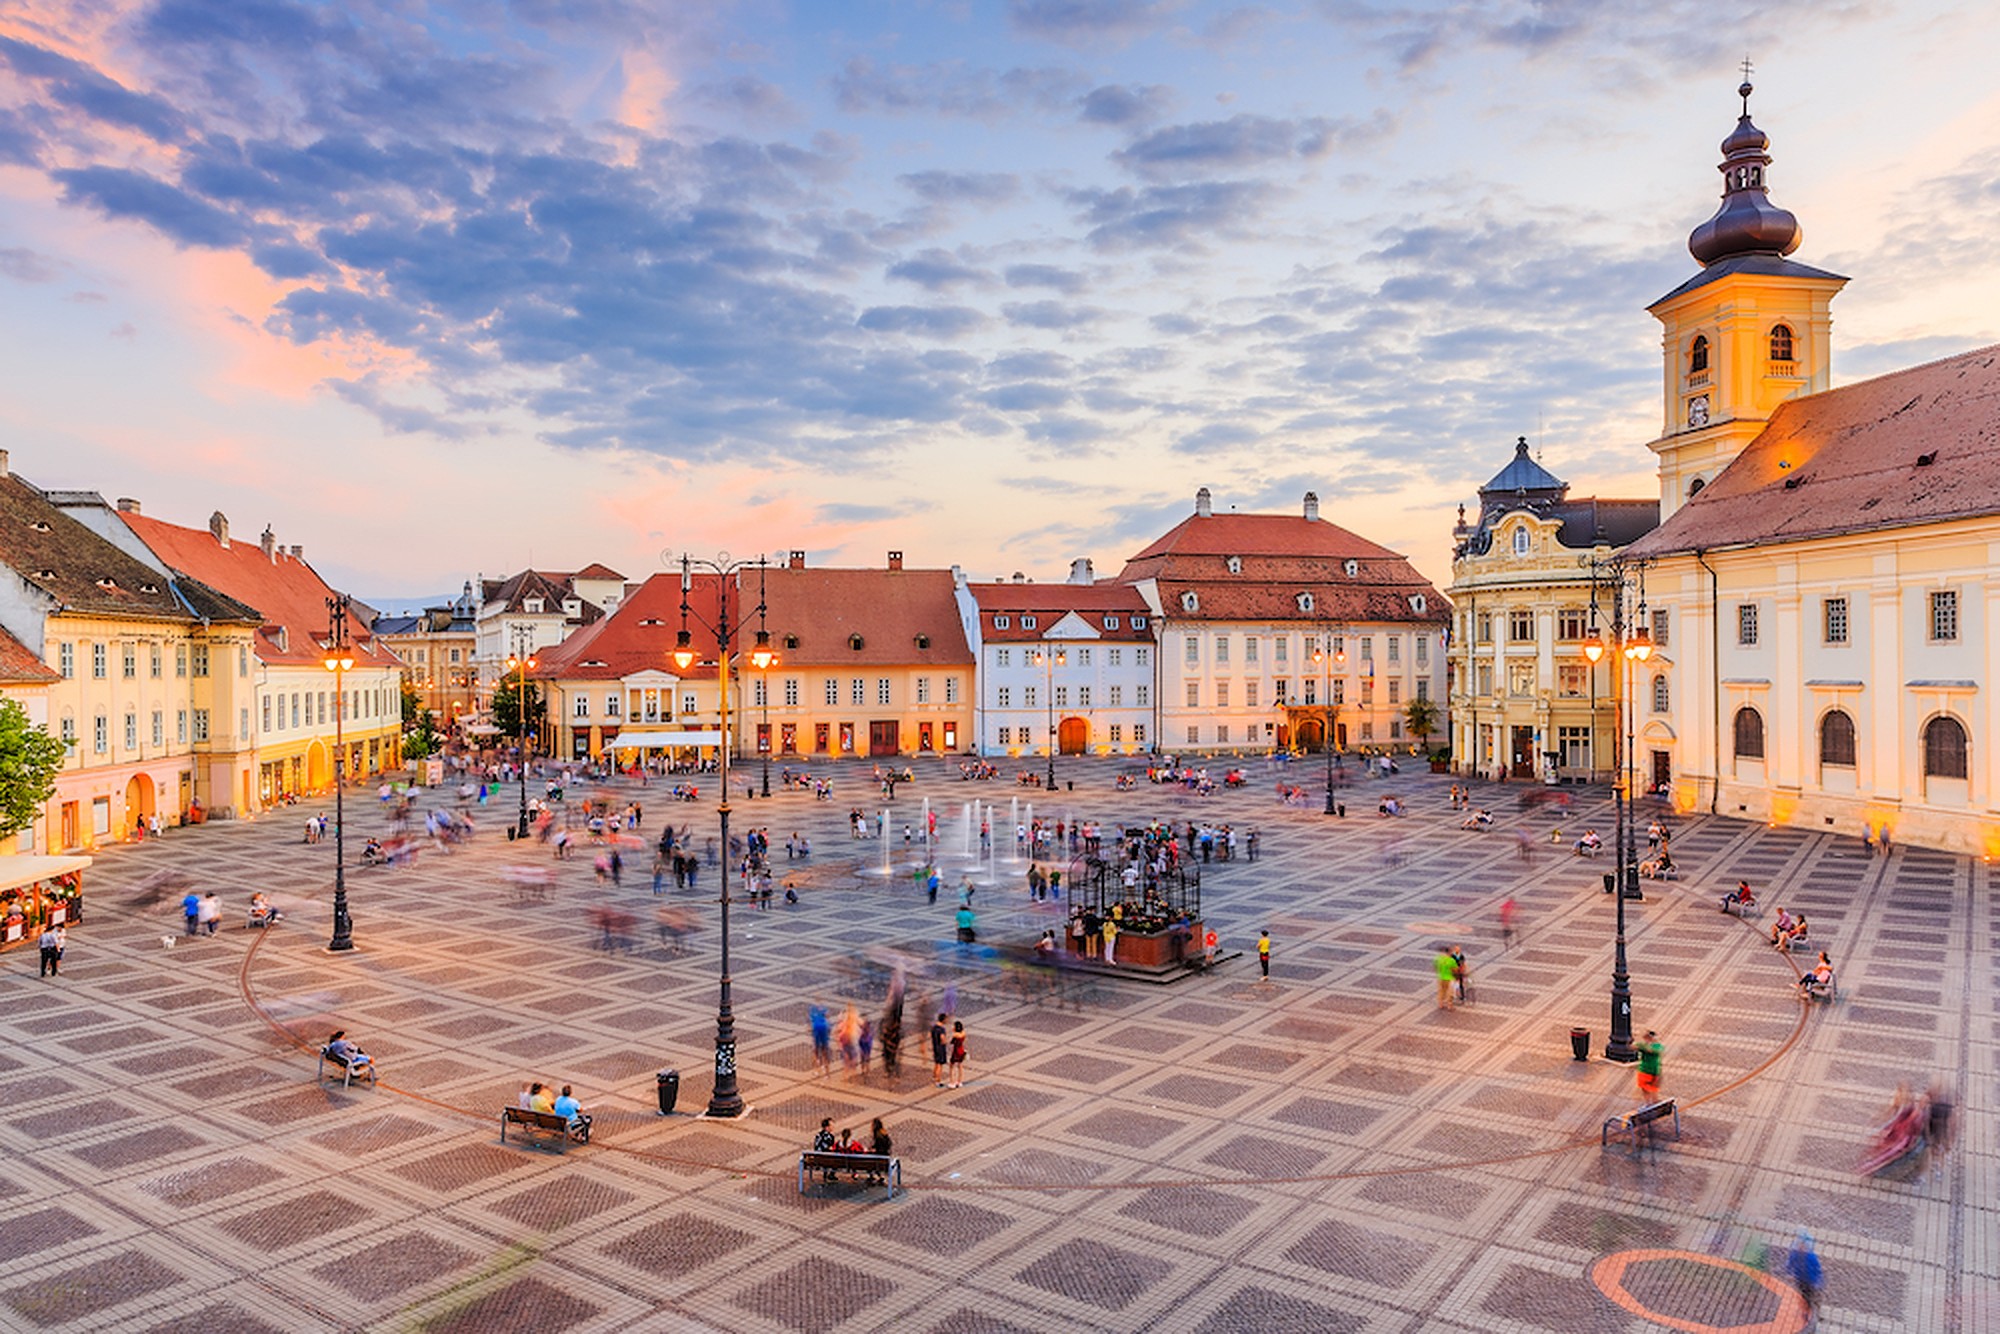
[1819,710,1856,767]
[1769,323,1794,362]
[1651,674,1670,714]
[1923,715,1968,779]
[1688,477,1706,498]
[1689,335,1710,374]
[1732,706,1764,759]
[1512,527,1530,555]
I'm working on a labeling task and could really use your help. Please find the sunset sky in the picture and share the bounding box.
[3,1,1997,607]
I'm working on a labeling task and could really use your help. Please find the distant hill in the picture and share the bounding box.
[359,593,458,620]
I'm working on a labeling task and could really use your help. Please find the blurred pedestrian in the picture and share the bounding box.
[1785,1231,1821,1314]
[1499,896,1518,950]
[1258,929,1271,979]
[1637,1030,1665,1101]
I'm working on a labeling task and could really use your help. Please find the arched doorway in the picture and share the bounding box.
[1296,717,1325,752]
[305,740,331,790]
[1057,717,1089,755]
[123,774,155,836]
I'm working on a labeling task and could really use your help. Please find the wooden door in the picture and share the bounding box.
[868,720,900,755]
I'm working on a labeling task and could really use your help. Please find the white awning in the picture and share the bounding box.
[0,854,92,894]
[461,723,503,735]
[609,730,725,749]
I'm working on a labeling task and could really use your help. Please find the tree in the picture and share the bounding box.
[0,700,66,840]
[403,711,442,761]
[400,678,423,728]
[1404,696,1440,753]
[491,678,543,740]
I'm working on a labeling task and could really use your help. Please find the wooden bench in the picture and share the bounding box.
[500,1106,582,1152]
[1601,1099,1679,1155]
[1802,974,1840,1004]
[797,1150,900,1200]
[246,906,280,929]
[317,1047,376,1088]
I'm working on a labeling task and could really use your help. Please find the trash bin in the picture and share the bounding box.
[1337,804,1346,818]
[1603,872,1616,894]
[657,1069,680,1115]
[1569,1028,1591,1061]
[506,826,517,841]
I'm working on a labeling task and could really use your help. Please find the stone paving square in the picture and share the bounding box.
[0,756,1984,1331]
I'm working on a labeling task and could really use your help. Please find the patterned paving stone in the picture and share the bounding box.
[951,1084,1063,1119]
[1096,1024,1192,1054]
[1286,1217,1431,1288]
[604,1214,756,1278]
[978,1147,1106,1185]
[143,1156,286,1207]
[1357,1172,1490,1220]
[1772,1182,1916,1245]
[69,1125,205,1169]
[307,1112,444,1155]
[1533,1200,1679,1251]
[1015,1237,1171,1312]
[1115,1185,1260,1237]
[488,1176,637,1231]
[1067,1107,1181,1148]
[217,1188,372,1247]
[1480,1262,1628,1333]
[397,1142,539,1192]
[1270,1095,1388,1136]
[867,1194,1016,1255]
[137,1303,289,1334]
[0,1206,99,1262]
[736,1256,896,1334]
[1202,1132,1324,1179]
[919,1311,1044,1334]
[12,1099,136,1139]
[311,1231,476,1297]
[1027,1052,1131,1084]
[1,1249,181,1325]
[1189,1287,1371,1334]
[1140,1072,1246,1108]
[424,1275,602,1334]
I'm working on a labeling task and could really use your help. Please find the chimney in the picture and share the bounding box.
[0,450,9,478]
[290,544,303,559]
[788,550,806,570]
[1012,571,1027,584]
[210,511,229,547]
[260,527,276,560]
[116,498,141,515]
[1303,491,1320,522]
[1067,558,1094,585]
[887,551,903,571]
[1195,487,1212,518]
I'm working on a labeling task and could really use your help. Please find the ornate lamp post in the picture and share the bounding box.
[673,553,772,1118]
[323,595,356,952]
[1313,630,1345,814]
[505,625,537,838]
[1581,560,1651,1063]
[757,561,772,799]
[1033,646,1061,789]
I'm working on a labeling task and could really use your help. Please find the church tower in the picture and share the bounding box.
[1646,77,1848,521]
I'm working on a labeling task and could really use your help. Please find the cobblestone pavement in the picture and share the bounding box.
[0,757,1990,1332]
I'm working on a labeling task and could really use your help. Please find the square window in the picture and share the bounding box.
[784,678,800,706]
[1215,681,1230,707]
[1078,685,1091,707]
[1132,724,1146,743]
[1020,615,1036,630]
[998,687,1011,708]
[1054,686,1068,708]
[1386,636,1400,663]
[1508,611,1533,643]
[1135,648,1149,667]
[1652,609,1670,648]
[1245,681,1259,707]
[1186,725,1199,744]
[996,648,1011,668]
[998,727,1011,745]
[1244,637,1258,663]
[1135,685,1149,706]
[1109,724,1122,742]
[916,677,931,704]
[1185,681,1199,707]
[1108,648,1121,667]
[1388,679,1400,704]
[1217,725,1230,743]
[121,645,136,678]
[1109,685,1123,706]
[1274,638,1288,663]
[1024,687,1037,708]
[1215,636,1230,664]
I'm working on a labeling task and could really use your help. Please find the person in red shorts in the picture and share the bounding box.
[1636,1031,1664,1101]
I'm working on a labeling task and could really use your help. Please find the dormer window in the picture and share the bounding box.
[28,521,50,533]
[1411,594,1427,613]
[848,633,865,651]
[1132,616,1146,629]
[1103,616,1120,630]
[993,616,1010,629]
[524,597,544,613]
[915,633,931,649]
[140,583,158,594]
[1225,556,1242,574]
[1342,560,1358,578]
[783,633,800,649]
[1512,527,1531,556]
[96,577,117,590]
[563,599,581,615]
[1296,592,1314,613]
[1021,616,1036,630]
[1769,323,1794,362]
[1179,591,1199,612]
[1688,334,1709,375]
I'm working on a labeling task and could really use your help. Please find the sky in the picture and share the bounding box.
[3,1,1998,610]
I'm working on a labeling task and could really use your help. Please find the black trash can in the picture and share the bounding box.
[1569,1028,1591,1061]
[1602,872,1616,894]
[657,1069,680,1115]
[1337,804,1346,818]
[506,826,517,841]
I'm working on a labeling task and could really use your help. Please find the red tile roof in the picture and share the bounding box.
[0,477,209,623]
[120,514,397,668]
[1126,512,1400,563]
[571,562,626,581]
[0,624,58,684]
[963,582,1154,643]
[763,566,972,665]
[531,573,726,681]
[1629,343,2000,557]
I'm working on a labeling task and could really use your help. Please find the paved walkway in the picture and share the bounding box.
[0,758,1989,1332]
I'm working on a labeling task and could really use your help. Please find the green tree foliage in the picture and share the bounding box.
[401,678,422,728]
[491,678,543,739]
[1403,696,1440,752]
[0,699,66,839]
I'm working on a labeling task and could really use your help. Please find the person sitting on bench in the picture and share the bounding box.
[1768,906,1795,946]
[1719,881,1754,912]
[1797,952,1834,997]
[552,1084,592,1141]
[1641,850,1678,879]
[249,892,282,925]
[1462,809,1493,831]
[1574,829,1602,855]
[326,1030,375,1082]
[1774,912,1809,952]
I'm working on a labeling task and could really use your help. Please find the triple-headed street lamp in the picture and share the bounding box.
[323,594,356,952]
[1312,629,1345,814]
[1582,558,1651,1063]
[672,553,773,1118]
[505,626,537,839]
[1032,646,1061,790]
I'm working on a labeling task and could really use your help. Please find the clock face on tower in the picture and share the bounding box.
[1688,394,1711,428]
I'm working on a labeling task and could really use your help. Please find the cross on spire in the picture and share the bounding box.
[1740,55,1754,82]
[1738,57,1755,115]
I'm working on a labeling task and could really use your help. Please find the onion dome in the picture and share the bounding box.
[1688,80,1802,265]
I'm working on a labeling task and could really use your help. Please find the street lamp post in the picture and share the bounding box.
[323,595,356,952]
[1582,560,1651,1063]
[673,554,772,1118]
[505,626,537,839]
[758,561,772,798]
[1314,630,1345,814]
[1034,646,1060,790]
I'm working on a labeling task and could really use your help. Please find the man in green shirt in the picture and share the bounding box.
[1637,1031,1664,1100]
[1435,947,1459,1010]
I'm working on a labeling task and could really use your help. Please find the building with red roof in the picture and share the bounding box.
[472,565,626,715]
[1118,489,1450,756]
[113,504,405,807]
[956,564,1156,758]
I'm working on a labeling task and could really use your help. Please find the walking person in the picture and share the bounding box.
[1434,946,1458,1010]
[198,892,221,936]
[1785,1231,1822,1316]
[1499,896,1518,950]
[1102,915,1118,967]
[946,1020,967,1088]
[37,922,61,977]
[1924,1083,1956,1182]
[1636,1030,1665,1102]
[931,1012,949,1087]
[1449,944,1470,1005]
[183,890,201,937]
[1257,929,1271,980]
